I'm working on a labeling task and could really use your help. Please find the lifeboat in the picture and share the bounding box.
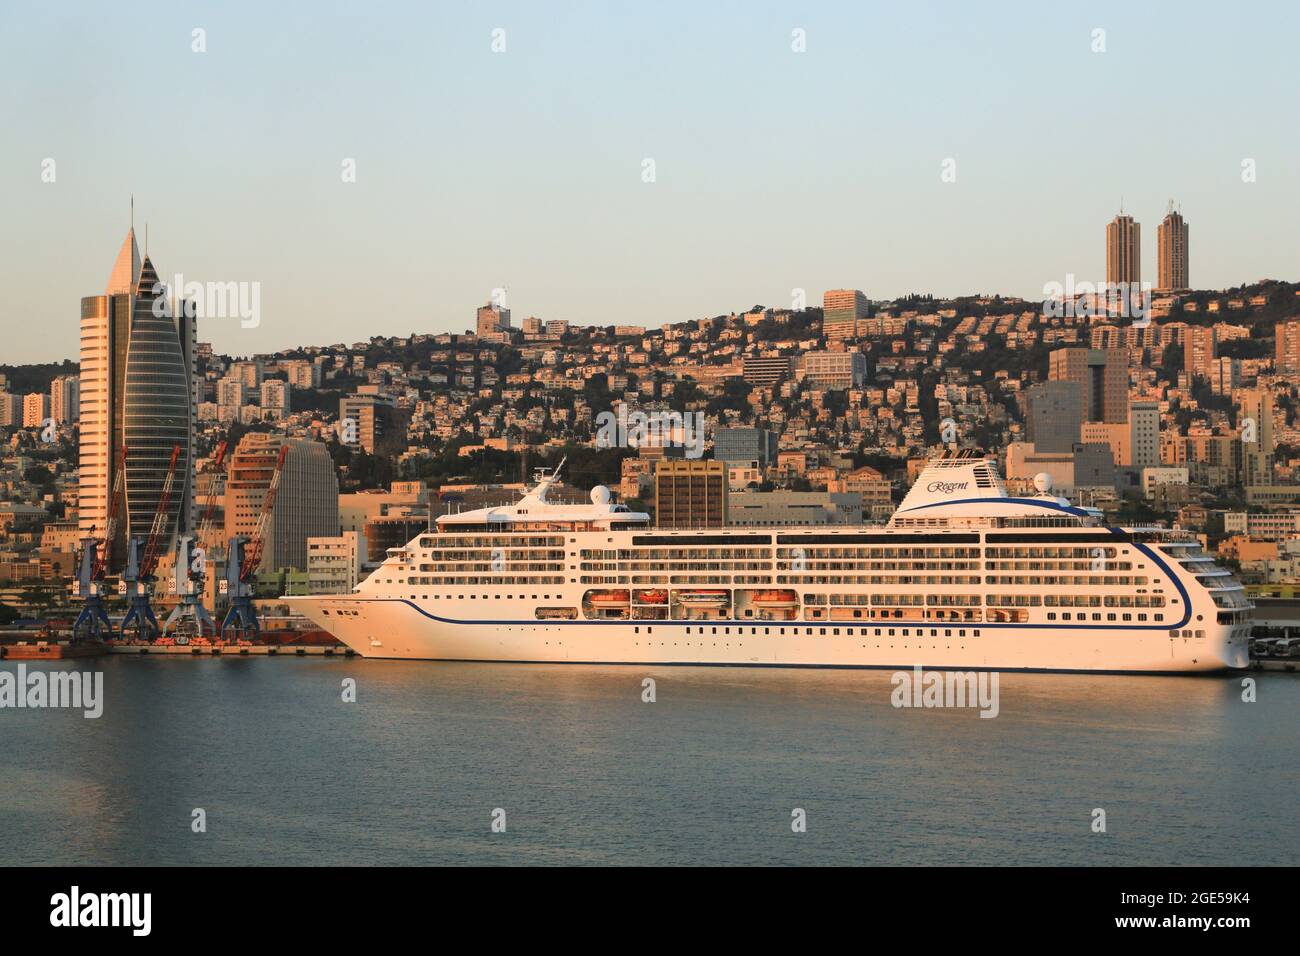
[536,607,579,620]
[587,590,631,605]
[633,589,668,605]
[675,589,730,606]
[750,589,799,607]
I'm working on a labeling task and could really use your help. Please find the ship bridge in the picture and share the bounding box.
[889,451,1103,529]
[435,458,651,534]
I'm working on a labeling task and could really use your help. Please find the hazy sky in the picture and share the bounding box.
[2,0,1297,364]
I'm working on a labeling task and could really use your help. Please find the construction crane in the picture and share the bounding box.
[220,442,288,640]
[72,445,127,642]
[163,440,227,641]
[120,444,181,641]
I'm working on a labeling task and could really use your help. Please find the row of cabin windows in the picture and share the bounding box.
[387,595,1170,624]
[634,625,982,638]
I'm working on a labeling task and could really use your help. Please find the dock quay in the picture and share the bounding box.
[1,641,110,660]
[107,642,354,657]
[2,639,352,659]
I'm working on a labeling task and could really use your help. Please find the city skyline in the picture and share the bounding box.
[3,1,1298,364]
[3,0,1296,893]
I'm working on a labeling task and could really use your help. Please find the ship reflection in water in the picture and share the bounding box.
[2,658,1296,866]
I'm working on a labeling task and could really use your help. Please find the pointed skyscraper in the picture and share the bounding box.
[106,228,141,295]
[121,254,193,544]
[79,229,195,564]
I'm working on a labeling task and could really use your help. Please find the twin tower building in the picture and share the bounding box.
[78,229,197,565]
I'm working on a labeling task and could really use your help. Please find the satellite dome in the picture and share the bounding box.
[1032,473,1053,493]
[590,485,612,505]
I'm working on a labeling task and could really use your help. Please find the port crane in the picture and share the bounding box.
[120,444,182,641]
[162,440,227,641]
[219,442,288,640]
[71,445,127,642]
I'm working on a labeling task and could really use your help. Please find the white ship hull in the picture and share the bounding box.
[287,596,1248,673]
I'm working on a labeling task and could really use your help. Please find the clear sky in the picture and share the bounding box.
[2,0,1297,364]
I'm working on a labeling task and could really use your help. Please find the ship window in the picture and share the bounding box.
[1047,613,1056,621]
[634,627,639,634]
[648,627,653,634]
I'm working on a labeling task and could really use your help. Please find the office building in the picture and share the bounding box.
[339,392,410,455]
[225,434,339,572]
[307,530,366,594]
[742,356,795,387]
[1129,401,1161,469]
[714,427,778,466]
[728,491,862,526]
[78,229,196,559]
[1025,381,1083,453]
[822,289,868,341]
[801,351,867,390]
[654,459,727,529]
[1048,347,1127,423]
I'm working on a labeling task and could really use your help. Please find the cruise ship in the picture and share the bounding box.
[287,453,1253,673]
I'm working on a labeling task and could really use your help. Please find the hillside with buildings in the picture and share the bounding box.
[4,238,1300,620]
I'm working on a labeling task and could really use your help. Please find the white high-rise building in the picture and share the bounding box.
[307,530,366,594]
[50,375,80,424]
